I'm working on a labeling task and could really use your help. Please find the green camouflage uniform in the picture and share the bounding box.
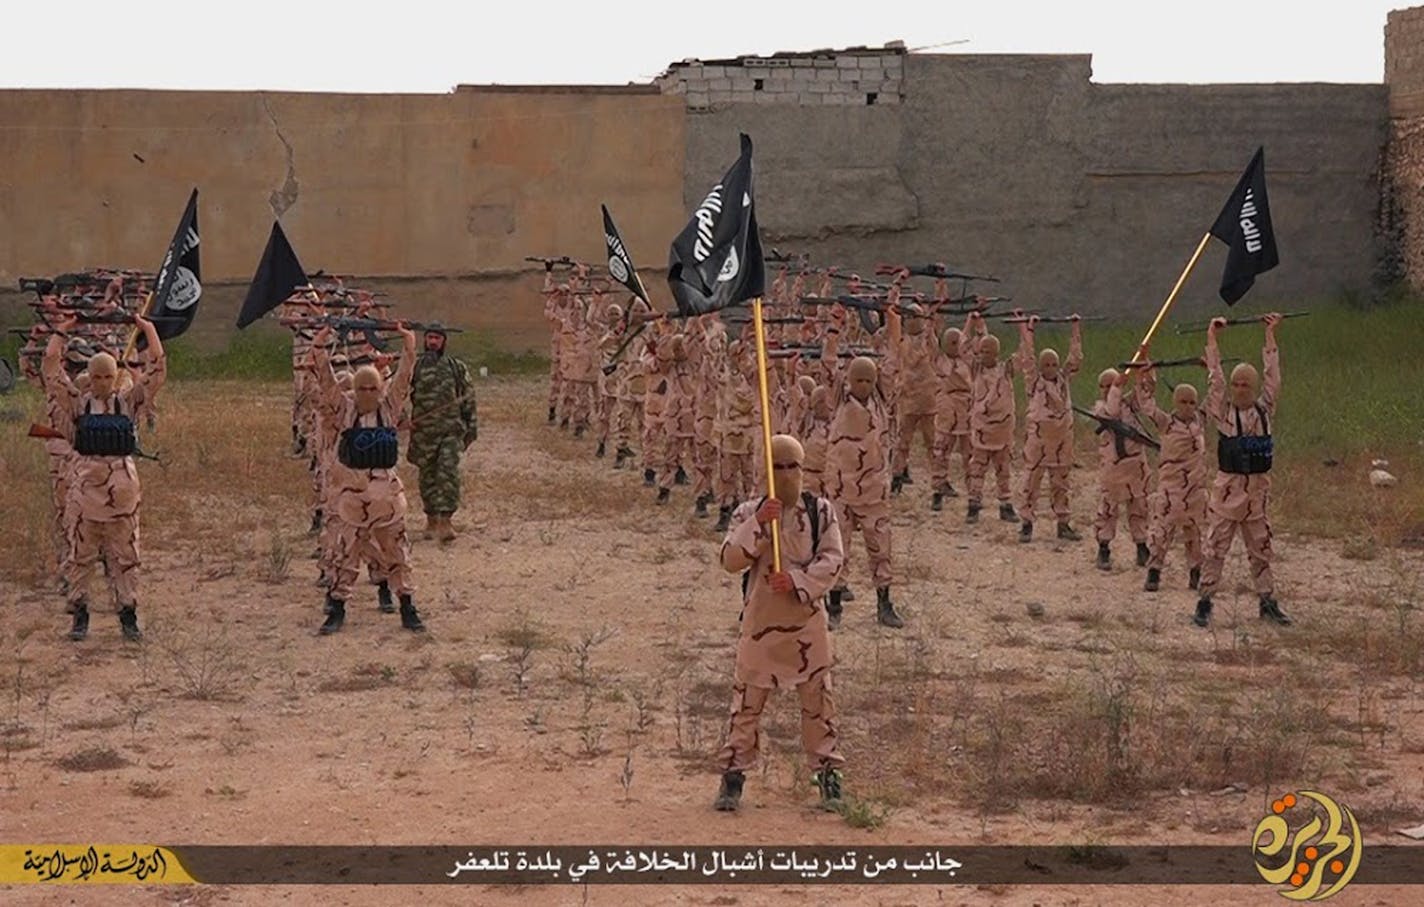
[408,352,477,517]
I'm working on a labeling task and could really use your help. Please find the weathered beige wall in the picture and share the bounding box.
[0,85,686,285]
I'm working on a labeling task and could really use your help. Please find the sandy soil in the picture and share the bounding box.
[1,378,1422,906]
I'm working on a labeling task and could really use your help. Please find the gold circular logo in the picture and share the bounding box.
[1252,790,1362,901]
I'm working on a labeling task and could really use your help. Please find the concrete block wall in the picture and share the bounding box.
[657,48,905,110]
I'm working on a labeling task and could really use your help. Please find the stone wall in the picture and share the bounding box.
[1385,6,1424,291]
[673,49,1388,316]
[657,48,904,109]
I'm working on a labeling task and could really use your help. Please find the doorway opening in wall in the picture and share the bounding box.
[754,79,764,91]
[867,92,878,105]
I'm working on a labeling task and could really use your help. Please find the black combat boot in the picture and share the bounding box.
[714,770,745,812]
[547,406,556,424]
[1135,542,1150,567]
[999,502,1020,523]
[966,503,981,524]
[595,440,606,458]
[1096,542,1111,571]
[656,487,670,505]
[713,506,732,533]
[826,590,844,631]
[320,596,346,635]
[1193,597,1213,628]
[1188,566,1201,591]
[813,764,844,809]
[1259,596,1292,626]
[1057,522,1082,541]
[614,446,632,469]
[1144,568,1161,592]
[1019,521,1033,543]
[67,601,89,642]
[694,495,709,518]
[399,594,426,632]
[377,581,395,613]
[573,425,585,439]
[309,509,323,536]
[118,605,142,642]
[931,492,944,512]
[643,468,656,487]
[901,468,914,485]
[674,466,689,486]
[876,587,905,628]
[891,473,905,495]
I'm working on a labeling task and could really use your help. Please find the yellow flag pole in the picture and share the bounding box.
[120,290,157,362]
[750,296,782,572]
[1129,232,1212,365]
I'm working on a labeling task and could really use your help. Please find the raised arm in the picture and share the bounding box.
[41,322,77,400]
[386,324,419,411]
[1013,314,1037,379]
[1204,317,1227,422]
[1260,312,1281,415]
[128,316,168,411]
[310,326,341,403]
[1065,316,1084,377]
[1134,366,1168,430]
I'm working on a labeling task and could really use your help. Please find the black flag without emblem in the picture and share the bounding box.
[1208,147,1279,305]
[147,188,202,340]
[602,205,649,305]
[667,133,765,316]
[237,221,309,328]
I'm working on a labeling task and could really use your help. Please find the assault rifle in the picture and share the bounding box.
[875,263,1001,282]
[1173,311,1310,334]
[767,347,882,360]
[1118,356,1241,370]
[1001,315,1104,324]
[280,317,459,334]
[1072,405,1160,451]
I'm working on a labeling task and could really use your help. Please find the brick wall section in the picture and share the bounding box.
[656,48,905,109]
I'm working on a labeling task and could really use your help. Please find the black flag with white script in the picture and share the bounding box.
[237,221,309,328]
[147,188,202,340]
[1208,147,1278,305]
[602,205,649,305]
[667,133,765,316]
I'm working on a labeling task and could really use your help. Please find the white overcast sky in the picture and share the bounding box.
[0,0,1405,92]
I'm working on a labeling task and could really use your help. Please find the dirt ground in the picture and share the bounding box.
[2,377,1423,906]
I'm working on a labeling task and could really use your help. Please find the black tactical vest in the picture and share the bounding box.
[73,397,136,457]
[338,409,400,469]
[1217,404,1273,475]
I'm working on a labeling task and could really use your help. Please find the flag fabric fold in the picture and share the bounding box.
[667,133,765,316]
[602,205,649,305]
[1208,147,1279,305]
[237,221,309,328]
[147,188,202,340]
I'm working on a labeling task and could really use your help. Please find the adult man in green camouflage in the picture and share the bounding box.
[407,325,476,542]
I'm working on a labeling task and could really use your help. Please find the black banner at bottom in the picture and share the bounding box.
[11,845,1419,886]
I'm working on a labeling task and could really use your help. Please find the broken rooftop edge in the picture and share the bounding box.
[666,41,909,70]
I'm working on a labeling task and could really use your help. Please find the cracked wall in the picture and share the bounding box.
[0,86,686,287]
[260,95,300,218]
